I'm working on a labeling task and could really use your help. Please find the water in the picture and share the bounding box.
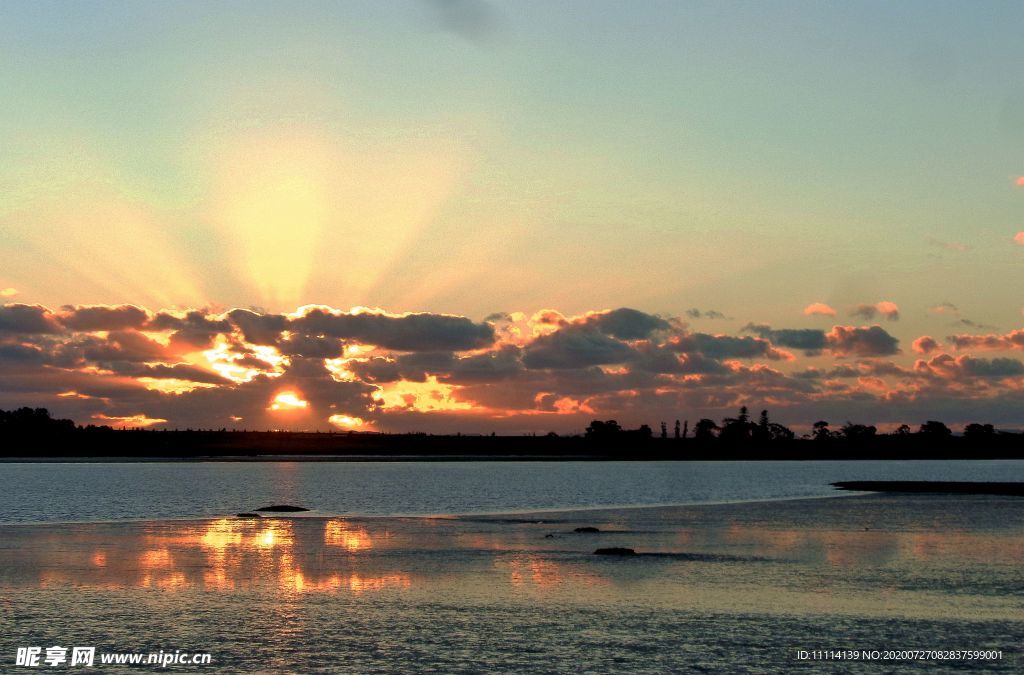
[1,459,1023,523]
[1,495,1021,672]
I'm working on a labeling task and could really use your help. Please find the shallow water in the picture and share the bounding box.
[1,494,1021,672]
[2,459,1023,523]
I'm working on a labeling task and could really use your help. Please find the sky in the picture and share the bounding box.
[1,0,1023,433]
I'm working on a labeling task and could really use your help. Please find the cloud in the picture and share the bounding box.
[1015,232,1024,246]
[9,301,1024,433]
[849,301,900,321]
[1017,176,1024,187]
[955,318,997,331]
[288,306,495,351]
[825,325,900,357]
[803,303,836,317]
[947,328,1024,351]
[59,304,150,331]
[912,336,941,354]
[0,304,64,334]
[685,308,729,320]
[742,324,827,353]
[915,353,1024,379]
[669,332,789,360]
[578,308,671,340]
[523,325,635,369]
[0,288,17,298]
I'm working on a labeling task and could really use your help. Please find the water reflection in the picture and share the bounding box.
[16,518,407,595]
[4,497,1024,623]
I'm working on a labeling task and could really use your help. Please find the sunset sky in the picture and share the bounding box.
[2,1,1023,433]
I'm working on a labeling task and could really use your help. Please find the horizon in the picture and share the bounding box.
[2,2,1024,433]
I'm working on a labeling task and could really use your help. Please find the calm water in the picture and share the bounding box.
[1,459,1023,523]
[2,495,1022,672]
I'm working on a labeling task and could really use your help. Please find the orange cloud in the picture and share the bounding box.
[912,336,941,354]
[803,302,836,317]
[269,391,309,411]
[1014,232,1024,245]
[0,288,17,298]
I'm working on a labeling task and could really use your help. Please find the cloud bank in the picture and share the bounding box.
[3,302,1024,432]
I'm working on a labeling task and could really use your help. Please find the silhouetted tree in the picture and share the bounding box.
[585,420,622,438]
[894,424,911,435]
[841,422,877,443]
[812,420,832,441]
[754,409,771,444]
[964,423,995,439]
[660,421,668,439]
[674,419,681,439]
[682,420,688,439]
[919,420,952,437]
[768,422,795,442]
[693,418,719,441]
[720,406,755,444]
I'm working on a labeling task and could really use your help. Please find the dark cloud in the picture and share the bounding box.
[0,304,63,334]
[582,308,671,340]
[446,345,523,382]
[669,332,786,360]
[955,318,998,331]
[148,310,232,350]
[227,309,287,345]
[947,329,1024,351]
[59,304,149,331]
[826,326,900,357]
[743,324,827,353]
[289,308,495,351]
[523,325,635,370]
[916,353,1024,379]
[685,308,728,320]
[276,333,344,359]
[0,343,47,364]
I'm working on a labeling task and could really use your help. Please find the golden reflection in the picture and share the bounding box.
[500,554,609,589]
[139,548,172,569]
[17,518,411,595]
[323,519,373,551]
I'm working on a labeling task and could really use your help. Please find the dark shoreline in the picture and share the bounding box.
[833,480,1024,496]
[6,456,1024,464]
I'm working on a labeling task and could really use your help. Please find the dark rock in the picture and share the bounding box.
[544,533,556,539]
[254,504,310,512]
[574,526,600,533]
[236,512,262,519]
[594,547,636,556]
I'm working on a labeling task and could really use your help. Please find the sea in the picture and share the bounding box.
[1,459,1022,523]
[1,460,1022,672]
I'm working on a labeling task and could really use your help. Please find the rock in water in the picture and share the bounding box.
[594,547,636,556]
[574,527,601,533]
[254,504,310,512]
